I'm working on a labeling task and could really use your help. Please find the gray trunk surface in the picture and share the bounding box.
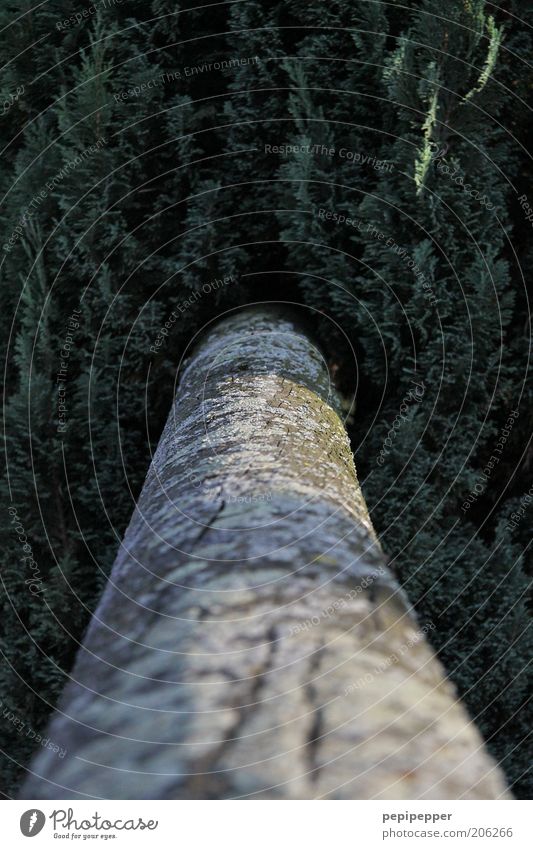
[22,307,509,800]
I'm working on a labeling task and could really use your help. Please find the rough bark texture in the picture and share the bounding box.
[22,307,509,800]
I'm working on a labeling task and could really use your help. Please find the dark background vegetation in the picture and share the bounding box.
[1,0,531,797]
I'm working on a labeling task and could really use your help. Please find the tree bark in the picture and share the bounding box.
[22,307,509,800]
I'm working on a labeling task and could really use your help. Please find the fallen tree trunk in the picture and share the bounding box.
[22,307,509,799]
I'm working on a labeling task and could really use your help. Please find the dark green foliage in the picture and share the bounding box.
[0,0,531,798]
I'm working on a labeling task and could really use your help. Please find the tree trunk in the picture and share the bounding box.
[22,307,509,800]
